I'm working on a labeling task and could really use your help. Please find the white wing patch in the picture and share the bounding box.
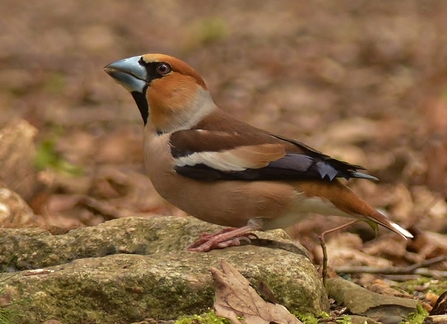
[176,151,248,171]
[174,144,285,172]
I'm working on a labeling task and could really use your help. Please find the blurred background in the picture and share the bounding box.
[1,0,447,255]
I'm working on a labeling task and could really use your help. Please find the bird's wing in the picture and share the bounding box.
[169,129,377,181]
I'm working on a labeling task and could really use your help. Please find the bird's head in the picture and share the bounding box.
[105,54,216,133]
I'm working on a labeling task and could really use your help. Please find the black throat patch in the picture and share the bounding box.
[131,90,149,125]
[130,61,168,125]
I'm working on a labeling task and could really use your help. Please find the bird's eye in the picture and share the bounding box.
[156,63,171,75]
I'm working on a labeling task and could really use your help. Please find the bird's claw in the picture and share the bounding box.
[188,228,257,252]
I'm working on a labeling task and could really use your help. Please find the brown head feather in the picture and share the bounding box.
[141,54,207,89]
[139,54,211,131]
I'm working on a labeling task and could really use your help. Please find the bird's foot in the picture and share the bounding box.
[188,227,258,252]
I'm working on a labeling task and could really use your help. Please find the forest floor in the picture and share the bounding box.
[1,1,447,322]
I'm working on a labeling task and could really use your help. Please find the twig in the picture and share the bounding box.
[333,255,447,278]
[406,255,447,272]
[318,220,359,288]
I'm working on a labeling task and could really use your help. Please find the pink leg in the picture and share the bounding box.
[188,219,263,252]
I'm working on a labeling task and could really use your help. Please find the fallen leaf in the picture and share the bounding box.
[369,280,412,298]
[209,259,302,324]
[430,291,447,316]
[407,230,447,260]
[326,233,391,268]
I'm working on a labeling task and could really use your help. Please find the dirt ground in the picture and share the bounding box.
[1,0,447,301]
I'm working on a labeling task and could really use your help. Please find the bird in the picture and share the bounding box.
[104,53,413,252]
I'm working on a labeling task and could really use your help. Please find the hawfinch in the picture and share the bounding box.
[104,54,413,252]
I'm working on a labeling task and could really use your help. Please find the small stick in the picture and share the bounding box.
[318,220,359,288]
[333,255,447,278]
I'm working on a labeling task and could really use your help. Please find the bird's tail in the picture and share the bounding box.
[363,209,413,239]
[328,182,413,239]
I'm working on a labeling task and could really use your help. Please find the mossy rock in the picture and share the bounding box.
[0,216,328,323]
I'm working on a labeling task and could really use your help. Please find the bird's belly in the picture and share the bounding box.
[143,136,347,230]
[147,168,300,229]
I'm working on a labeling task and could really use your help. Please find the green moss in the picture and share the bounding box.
[257,265,328,315]
[175,310,231,324]
[294,312,330,324]
[0,276,19,324]
[399,304,428,324]
[396,278,447,295]
[294,313,319,324]
[7,263,216,323]
[335,315,352,324]
[35,137,83,175]
[0,308,17,324]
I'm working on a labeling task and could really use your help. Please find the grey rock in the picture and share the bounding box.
[0,216,328,323]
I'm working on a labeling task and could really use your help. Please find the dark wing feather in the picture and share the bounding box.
[174,153,377,181]
[170,114,377,182]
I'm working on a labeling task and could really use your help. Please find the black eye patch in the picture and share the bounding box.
[139,60,171,83]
